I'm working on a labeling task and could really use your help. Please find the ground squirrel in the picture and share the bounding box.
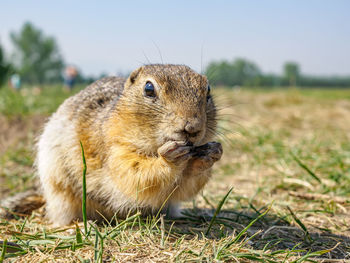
[1,64,223,226]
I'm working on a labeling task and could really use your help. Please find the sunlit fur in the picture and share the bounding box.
[36,64,220,226]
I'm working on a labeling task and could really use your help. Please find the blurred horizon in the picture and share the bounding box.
[1,0,349,77]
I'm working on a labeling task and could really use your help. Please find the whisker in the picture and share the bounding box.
[140,50,152,65]
[152,40,164,64]
[211,95,251,108]
[205,63,220,81]
[206,127,234,148]
[216,125,242,136]
[200,43,204,75]
[213,116,246,126]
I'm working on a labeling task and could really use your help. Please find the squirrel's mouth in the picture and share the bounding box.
[164,131,204,146]
[163,138,196,147]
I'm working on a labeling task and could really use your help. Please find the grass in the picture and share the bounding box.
[0,85,350,261]
[80,141,88,236]
[0,84,84,117]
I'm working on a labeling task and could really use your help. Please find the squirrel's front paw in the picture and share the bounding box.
[158,141,193,165]
[190,142,223,171]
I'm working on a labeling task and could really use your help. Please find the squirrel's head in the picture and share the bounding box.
[115,64,217,155]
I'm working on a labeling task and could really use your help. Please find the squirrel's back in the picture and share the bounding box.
[59,76,125,119]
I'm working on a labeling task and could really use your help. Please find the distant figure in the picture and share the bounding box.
[63,66,78,91]
[9,73,21,90]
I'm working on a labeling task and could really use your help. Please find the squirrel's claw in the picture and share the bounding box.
[190,142,223,171]
[158,141,194,164]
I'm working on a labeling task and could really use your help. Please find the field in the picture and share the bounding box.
[0,85,349,262]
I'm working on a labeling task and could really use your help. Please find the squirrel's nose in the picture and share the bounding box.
[184,120,201,138]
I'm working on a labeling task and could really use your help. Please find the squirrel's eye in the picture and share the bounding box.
[144,82,156,98]
[206,85,211,101]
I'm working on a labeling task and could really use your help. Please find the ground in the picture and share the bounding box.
[0,85,349,262]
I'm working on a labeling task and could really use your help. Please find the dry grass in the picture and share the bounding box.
[0,86,350,262]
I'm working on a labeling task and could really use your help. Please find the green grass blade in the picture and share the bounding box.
[0,239,7,263]
[91,223,104,263]
[233,204,271,243]
[292,245,338,263]
[216,204,271,258]
[0,242,23,253]
[75,223,83,244]
[287,206,312,243]
[20,218,27,232]
[80,141,88,236]
[154,185,179,224]
[108,212,141,239]
[291,151,321,183]
[205,187,233,235]
[94,231,99,262]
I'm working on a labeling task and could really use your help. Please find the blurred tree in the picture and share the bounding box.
[206,60,233,86]
[232,58,261,86]
[206,58,350,88]
[0,43,11,87]
[205,58,261,86]
[10,22,64,84]
[98,72,108,79]
[283,62,300,86]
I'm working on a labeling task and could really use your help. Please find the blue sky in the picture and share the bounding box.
[1,0,349,76]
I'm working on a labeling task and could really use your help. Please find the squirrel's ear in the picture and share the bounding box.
[127,67,143,85]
